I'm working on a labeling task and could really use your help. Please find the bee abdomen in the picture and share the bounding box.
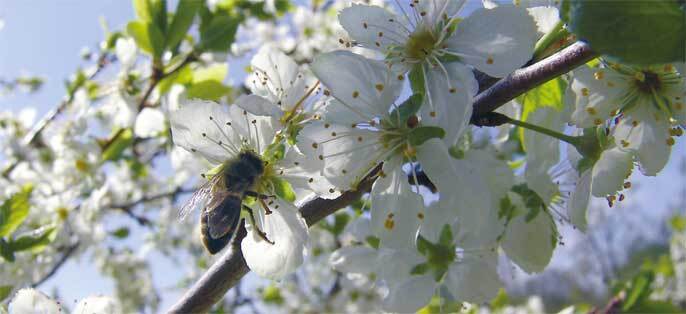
[201,195,242,254]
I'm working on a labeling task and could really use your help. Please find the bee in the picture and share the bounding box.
[180,150,274,254]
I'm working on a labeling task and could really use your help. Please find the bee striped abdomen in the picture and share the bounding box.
[201,195,242,254]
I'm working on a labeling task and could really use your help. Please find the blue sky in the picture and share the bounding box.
[1,0,684,312]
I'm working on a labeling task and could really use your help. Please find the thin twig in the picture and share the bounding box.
[108,188,195,226]
[31,241,80,288]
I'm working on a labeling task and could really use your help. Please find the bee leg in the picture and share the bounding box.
[245,191,276,200]
[242,205,275,245]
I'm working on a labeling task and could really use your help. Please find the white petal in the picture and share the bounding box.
[115,37,137,69]
[278,147,340,200]
[591,147,633,197]
[9,288,62,314]
[382,274,435,313]
[421,62,477,145]
[338,5,407,53]
[445,252,501,303]
[378,248,425,289]
[613,110,671,176]
[241,198,309,280]
[329,246,378,274]
[569,66,627,128]
[524,107,563,202]
[73,296,122,314]
[297,121,384,190]
[311,51,402,120]
[134,107,166,138]
[247,46,305,111]
[417,0,466,27]
[235,94,283,117]
[419,198,458,243]
[527,6,560,35]
[371,159,423,249]
[417,140,500,248]
[342,216,373,243]
[502,193,556,273]
[568,169,591,231]
[446,6,537,77]
[170,101,275,164]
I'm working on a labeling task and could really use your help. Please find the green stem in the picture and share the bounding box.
[506,116,581,146]
[532,21,567,61]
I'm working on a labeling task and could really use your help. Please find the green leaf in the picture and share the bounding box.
[157,63,192,94]
[0,285,11,302]
[166,0,200,49]
[410,262,430,275]
[127,21,154,55]
[0,185,33,237]
[10,226,57,253]
[388,93,423,126]
[111,227,130,239]
[517,77,566,151]
[0,239,14,262]
[199,14,240,52]
[126,21,164,58]
[194,63,228,83]
[566,1,685,64]
[133,0,154,22]
[102,128,134,162]
[331,213,350,236]
[262,285,284,305]
[670,215,686,232]
[408,126,445,146]
[408,65,425,96]
[416,234,432,255]
[186,80,232,101]
[630,300,683,313]
[270,177,296,202]
[622,271,654,311]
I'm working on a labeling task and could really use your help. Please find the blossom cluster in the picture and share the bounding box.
[0,0,684,312]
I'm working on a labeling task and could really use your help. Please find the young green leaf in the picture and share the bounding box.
[270,177,296,202]
[0,185,33,238]
[102,128,134,162]
[166,0,201,50]
[10,226,58,253]
[199,14,240,52]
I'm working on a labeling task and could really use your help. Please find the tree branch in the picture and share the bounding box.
[169,41,598,313]
[31,241,80,288]
[470,41,596,120]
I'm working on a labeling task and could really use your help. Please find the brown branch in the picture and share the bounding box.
[470,41,597,120]
[169,41,598,313]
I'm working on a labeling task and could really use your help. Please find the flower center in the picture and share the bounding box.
[405,28,437,60]
[634,70,662,93]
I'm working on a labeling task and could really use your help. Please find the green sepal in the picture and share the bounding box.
[408,126,445,146]
[270,177,296,202]
[410,262,430,275]
[408,65,426,96]
[388,93,424,127]
[365,236,380,249]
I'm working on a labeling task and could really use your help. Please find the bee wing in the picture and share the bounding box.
[178,176,220,221]
[206,194,242,239]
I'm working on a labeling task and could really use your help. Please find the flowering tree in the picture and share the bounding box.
[1,0,684,313]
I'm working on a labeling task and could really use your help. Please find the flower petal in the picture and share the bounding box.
[311,51,402,120]
[338,5,406,53]
[421,62,477,145]
[241,198,309,280]
[445,252,501,303]
[502,193,556,273]
[568,169,591,231]
[297,121,383,190]
[73,296,122,314]
[371,158,423,249]
[569,66,627,128]
[446,5,537,77]
[591,147,633,197]
[9,288,62,314]
[417,140,501,248]
[613,109,672,176]
[247,46,307,111]
[134,107,166,138]
[329,246,378,274]
[382,274,435,313]
[235,94,283,117]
